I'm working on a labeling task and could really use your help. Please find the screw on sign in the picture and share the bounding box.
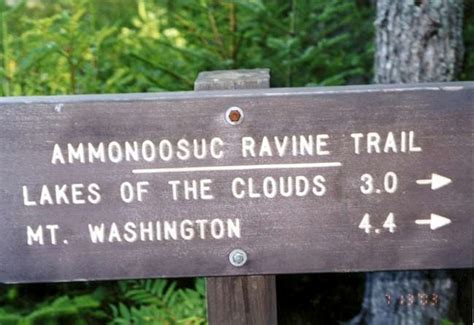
[225,106,244,125]
[229,249,247,267]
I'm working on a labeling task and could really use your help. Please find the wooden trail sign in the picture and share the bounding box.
[0,82,472,283]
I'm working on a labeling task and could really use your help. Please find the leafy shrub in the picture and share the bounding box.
[110,279,206,324]
[0,278,206,324]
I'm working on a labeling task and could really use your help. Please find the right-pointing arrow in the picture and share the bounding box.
[415,213,451,230]
[416,173,452,190]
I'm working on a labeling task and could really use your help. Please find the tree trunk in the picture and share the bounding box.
[349,1,464,324]
[374,0,464,83]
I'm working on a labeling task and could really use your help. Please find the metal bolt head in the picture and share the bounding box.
[229,248,247,267]
[225,106,244,125]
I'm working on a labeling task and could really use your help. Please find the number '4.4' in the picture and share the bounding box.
[359,213,396,234]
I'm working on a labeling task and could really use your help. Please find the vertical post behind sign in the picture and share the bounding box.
[194,69,278,325]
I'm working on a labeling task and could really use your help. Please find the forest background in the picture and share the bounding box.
[0,0,473,324]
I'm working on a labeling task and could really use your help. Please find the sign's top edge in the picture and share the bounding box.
[0,81,472,104]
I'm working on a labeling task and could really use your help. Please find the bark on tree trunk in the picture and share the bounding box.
[374,0,464,83]
[349,0,464,324]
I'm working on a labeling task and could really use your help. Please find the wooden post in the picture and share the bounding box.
[194,69,278,325]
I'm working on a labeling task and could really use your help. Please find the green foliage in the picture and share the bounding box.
[110,279,206,324]
[233,0,374,86]
[0,0,376,96]
[0,279,206,324]
[0,287,104,324]
[440,320,464,325]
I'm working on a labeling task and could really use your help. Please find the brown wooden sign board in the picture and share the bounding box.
[0,82,472,283]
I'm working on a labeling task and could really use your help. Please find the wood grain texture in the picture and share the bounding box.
[206,275,277,325]
[0,82,472,284]
[196,69,277,325]
[194,69,270,91]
